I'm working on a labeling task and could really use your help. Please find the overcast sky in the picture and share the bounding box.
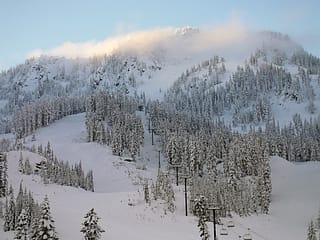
[1,0,319,70]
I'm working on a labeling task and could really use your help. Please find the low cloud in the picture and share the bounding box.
[29,28,175,58]
[293,33,320,57]
[29,20,252,60]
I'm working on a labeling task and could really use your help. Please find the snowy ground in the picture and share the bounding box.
[1,113,320,240]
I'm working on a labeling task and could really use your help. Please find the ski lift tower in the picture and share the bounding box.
[180,169,191,216]
[207,206,220,240]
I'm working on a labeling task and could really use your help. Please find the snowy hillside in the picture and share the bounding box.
[1,114,320,239]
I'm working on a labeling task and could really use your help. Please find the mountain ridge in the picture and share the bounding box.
[0,29,319,134]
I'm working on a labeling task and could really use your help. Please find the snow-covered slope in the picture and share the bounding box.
[1,114,320,240]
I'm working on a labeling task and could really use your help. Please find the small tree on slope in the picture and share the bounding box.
[81,208,105,240]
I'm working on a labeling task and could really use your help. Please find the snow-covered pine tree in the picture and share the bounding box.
[15,181,24,224]
[0,200,3,219]
[259,144,272,214]
[80,208,105,240]
[193,196,208,220]
[14,209,29,240]
[0,152,8,197]
[38,144,43,155]
[32,132,36,141]
[307,220,317,240]
[194,196,209,240]
[30,216,40,239]
[4,186,16,231]
[163,176,175,212]
[198,216,209,240]
[26,190,39,228]
[22,188,30,228]
[154,170,164,200]
[40,163,49,185]
[166,134,179,165]
[111,129,123,156]
[24,158,33,175]
[30,144,36,153]
[45,141,53,161]
[34,196,58,240]
[96,120,106,145]
[85,170,94,192]
[317,208,320,230]
[143,180,150,204]
[150,182,157,201]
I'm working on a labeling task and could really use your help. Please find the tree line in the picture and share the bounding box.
[21,142,95,192]
[85,91,144,160]
[12,96,85,139]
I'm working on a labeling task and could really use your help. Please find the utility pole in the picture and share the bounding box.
[181,169,190,216]
[148,117,151,133]
[208,207,219,240]
[184,177,187,216]
[182,176,190,216]
[151,128,154,145]
[175,166,179,186]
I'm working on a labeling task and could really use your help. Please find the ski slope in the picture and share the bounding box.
[1,113,320,239]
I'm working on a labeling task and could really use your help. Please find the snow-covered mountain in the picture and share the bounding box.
[1,28,320,240]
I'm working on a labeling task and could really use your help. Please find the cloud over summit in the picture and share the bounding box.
[29,21,251,59]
